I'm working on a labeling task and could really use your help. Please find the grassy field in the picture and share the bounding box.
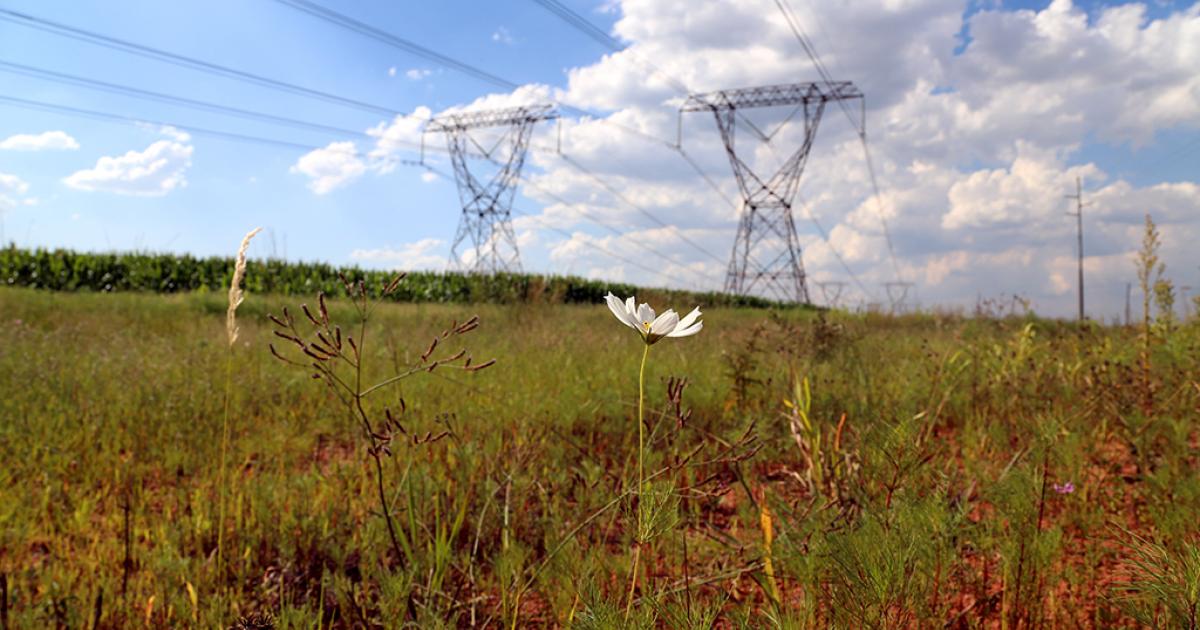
[2,286,1199,628]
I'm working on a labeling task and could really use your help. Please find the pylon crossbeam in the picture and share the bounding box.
[429,105,557,274]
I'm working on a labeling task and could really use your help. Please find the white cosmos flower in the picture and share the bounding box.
[605,292,703,345]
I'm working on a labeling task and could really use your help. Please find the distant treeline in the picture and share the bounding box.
[0,246,780,308]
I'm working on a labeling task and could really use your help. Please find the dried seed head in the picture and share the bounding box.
[421,336,439,362]
[269,343,303,367]
[466,358,496,372]
[272,329,305,348]
[302,304,321,327]
[454,316,480,335]
[318,292,329,325]
[268,314,287,329]
[384,273,406,295]
[226,227,262,347]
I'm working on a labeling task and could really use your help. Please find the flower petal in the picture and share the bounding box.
[646,310,679,343]
[676,306,702,330]
[606,293,638,330]
[636,303,655,326]
[667,321,703,338]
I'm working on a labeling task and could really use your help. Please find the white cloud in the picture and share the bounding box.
[0,173,30,196]
[492,26,514,45]
[285,0,1200,316]
[405,68,432,80]
[0,172,30,210]
[156,126,191,143]
[388,66,397,77]
[289,141,365,194]
[0,131,79,151]
[63,138,192,197]
[350,238,447,270]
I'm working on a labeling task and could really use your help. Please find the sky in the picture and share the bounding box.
[0,0,1197,319]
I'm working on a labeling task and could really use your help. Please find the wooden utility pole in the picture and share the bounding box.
[1065,177,1087,321]
[1125,282,1132,326]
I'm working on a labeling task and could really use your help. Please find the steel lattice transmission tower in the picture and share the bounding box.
[427,104,556,273]
[681,82,862,303]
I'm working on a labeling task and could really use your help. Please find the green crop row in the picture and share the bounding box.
[0,245,780,308]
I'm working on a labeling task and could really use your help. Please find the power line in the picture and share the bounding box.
[530,0,877,297]
[0,60,380,142]
[270,0,732,275]
[528,0,628,56]
[556,154,729,266]
[0,7,409,118]
[271,0,519,91]
[773,0,903,282]
[1,91,707,288]
[0,93,385,156]
[419,164,713,290]
[505,167,725,284]
[4,55,712,283]
[797,198,872,298]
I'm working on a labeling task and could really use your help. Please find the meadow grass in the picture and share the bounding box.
[1,287,1199,628]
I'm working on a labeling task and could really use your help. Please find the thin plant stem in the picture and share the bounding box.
[216,349,233,590]
[353,308,408,571]
[626,342,650,621]
[638,343,649,504]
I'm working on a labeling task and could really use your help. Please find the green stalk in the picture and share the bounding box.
[626,342,650,620]
[216,348,233,596]
[638,343,649,508]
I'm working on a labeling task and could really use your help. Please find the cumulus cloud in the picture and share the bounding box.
[283,0,1200,316]
[350,238,447,270]
[0,172,31,209]
[63,137,193,197]
[289,141,366,194]
[405,68,432,80]
[0,131,79,151]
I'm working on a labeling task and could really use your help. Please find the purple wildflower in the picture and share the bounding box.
[1052,481,1075,495]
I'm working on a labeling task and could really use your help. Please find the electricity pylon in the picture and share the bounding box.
[815,281,846,308]
[884,281,915,314]
[681,82,862,303]
[426,104,556,273]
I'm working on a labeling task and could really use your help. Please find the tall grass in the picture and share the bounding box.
[2,287,1199,627]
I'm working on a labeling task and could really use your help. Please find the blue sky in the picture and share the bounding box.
[0,0,611,261]
[1,0,1198,317]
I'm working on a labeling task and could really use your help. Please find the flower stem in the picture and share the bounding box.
[638,343,649,519]
[626,342,650,620]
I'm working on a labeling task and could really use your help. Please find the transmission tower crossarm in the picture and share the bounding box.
[680,82,861,112]
[427,104,557,132]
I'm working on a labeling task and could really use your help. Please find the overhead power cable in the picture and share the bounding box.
[1,89,710,288]
[0,7,410,118]
[0,93,408,158]
[267,0,737,272]
[774,0,902,281]
[528,0,879,297]
[0,60,375,140]
[556,154,729,267]
[6,56,709,282]
[419,164,714,290]
[271,0,520,91]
